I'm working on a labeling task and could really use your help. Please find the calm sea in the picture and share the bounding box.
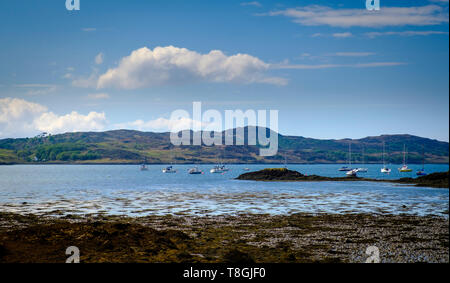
[0,164,448,217]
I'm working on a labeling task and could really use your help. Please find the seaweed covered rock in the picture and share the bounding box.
[397,171,449,188]
[0,221,195,263]
[236,168,304,181]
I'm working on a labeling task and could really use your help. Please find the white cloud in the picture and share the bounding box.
[34,111,107,134]
[82,28,97,32]
[332,32,353,38]
[97,46,287,89]
[0,98,47,138]
[268,5,449,27]
[365,30,449,38]
[95,52,104,65]
[0,97,107,138]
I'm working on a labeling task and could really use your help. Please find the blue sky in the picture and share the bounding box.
[0,0,449,141]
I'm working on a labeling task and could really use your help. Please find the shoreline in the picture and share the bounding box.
[2,162,449,165]
[0,212,448,263]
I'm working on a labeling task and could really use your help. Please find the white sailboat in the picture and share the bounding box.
[357,145,368,173]
[398,144,412,172]
[380,142,391,173]
[345,143,358,177]
[339,142,353,172]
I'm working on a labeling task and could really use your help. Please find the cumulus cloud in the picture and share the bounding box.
[0,98,106,138]
[0,98,48,138]
[268,5,449,27]
[96,46,287,89]
[34,111,107,134]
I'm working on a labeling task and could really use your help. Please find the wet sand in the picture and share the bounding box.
[0,212,448,263]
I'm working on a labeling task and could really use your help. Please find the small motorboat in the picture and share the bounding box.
[210,164,229,173]
[162,165,176,173]
[140,164,148,171]
[243,168,250,171]
[210,165,224,174]
[188,166,202,175]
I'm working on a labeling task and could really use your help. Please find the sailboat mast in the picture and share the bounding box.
[362,145,365,164]
[382,142,385,166]
[403,144,406,166]
[422,146,425,170]
[349,142,352,167]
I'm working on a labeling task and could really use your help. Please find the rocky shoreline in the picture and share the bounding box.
[0,212,448,263]
[236,168,449,188]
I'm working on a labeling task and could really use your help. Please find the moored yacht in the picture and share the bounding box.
[339,142,353,172]
[188,166,203,174]
[356,145,368,173]
[210,165,224,173]
[162,165,177,173]
[398,144,412,172]
[380,142,391,173]
[416,147,427,176]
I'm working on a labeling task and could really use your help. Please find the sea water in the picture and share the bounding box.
[0,164,448,217]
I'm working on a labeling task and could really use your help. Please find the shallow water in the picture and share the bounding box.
[0,164,448,217]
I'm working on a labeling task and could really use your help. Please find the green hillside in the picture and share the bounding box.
[0,128,448,164]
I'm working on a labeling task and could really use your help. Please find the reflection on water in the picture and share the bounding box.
[0,164,448,217]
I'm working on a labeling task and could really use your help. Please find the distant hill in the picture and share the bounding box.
[0,127,448,164]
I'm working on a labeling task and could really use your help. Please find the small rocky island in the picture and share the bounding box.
[236,168,449,188]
